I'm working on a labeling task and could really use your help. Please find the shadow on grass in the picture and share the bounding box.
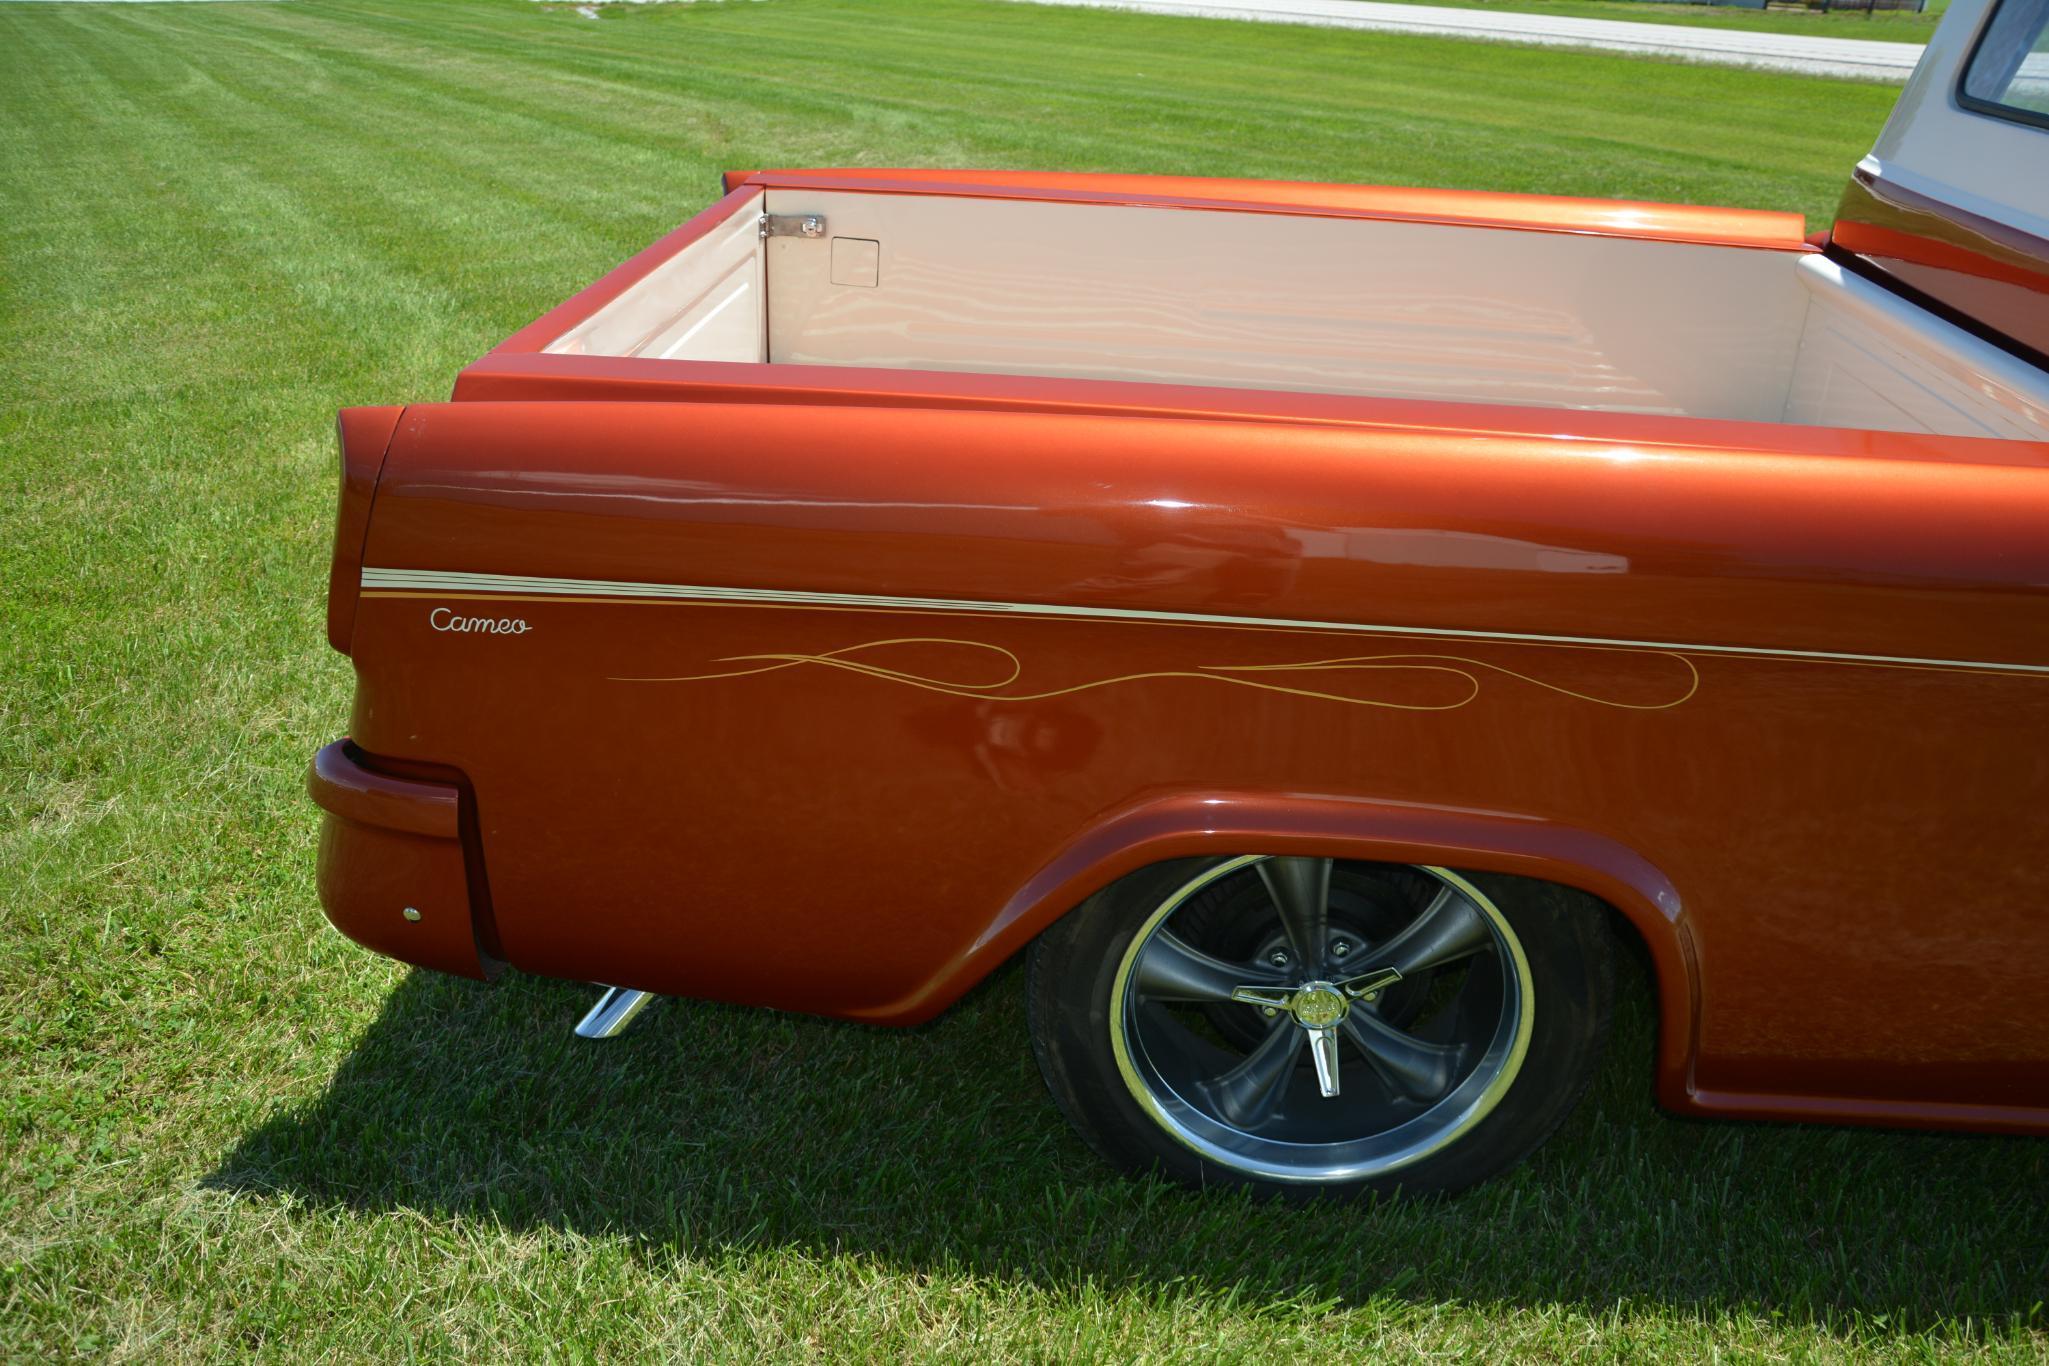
[208,958,2047,1334]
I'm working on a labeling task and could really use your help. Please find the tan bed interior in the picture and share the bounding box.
[543,189,2049,441]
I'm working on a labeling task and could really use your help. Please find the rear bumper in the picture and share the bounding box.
[308,740,493,980]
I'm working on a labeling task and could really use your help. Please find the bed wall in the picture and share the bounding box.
[1780,255,2049,439]
[759,188,1811,422]
[544,204,764,362]
[541,187,2049,443]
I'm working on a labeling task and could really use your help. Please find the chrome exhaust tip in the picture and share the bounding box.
[574,985,657,1039]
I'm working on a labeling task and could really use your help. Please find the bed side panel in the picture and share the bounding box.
[347,400,2049,1129]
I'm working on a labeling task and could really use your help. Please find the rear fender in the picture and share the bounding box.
[880,791,1699,1108]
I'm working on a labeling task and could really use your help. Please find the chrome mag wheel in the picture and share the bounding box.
[1029,854,1611,1197]
[1104,857,1536,1186]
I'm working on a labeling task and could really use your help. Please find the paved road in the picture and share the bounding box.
[1012,0,1926,80]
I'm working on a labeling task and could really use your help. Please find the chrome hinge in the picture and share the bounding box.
[760,213,826,240]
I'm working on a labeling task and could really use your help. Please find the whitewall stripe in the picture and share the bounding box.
[360,567,2049,676]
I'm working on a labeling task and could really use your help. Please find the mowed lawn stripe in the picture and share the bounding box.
[2,0,2043,1360]
[175,0,1895,220]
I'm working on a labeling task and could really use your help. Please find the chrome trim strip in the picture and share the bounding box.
[361,567,2049,676]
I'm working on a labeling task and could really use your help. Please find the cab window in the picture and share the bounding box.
[1961,0,2049,127]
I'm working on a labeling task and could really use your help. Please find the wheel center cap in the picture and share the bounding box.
[1289,983,1349,1029]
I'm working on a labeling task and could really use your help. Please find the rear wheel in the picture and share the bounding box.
[1026,856,1612,1197]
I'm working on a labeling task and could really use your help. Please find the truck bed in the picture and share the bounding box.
[511,171,2049,444]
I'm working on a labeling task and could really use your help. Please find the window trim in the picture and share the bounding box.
[1957,0,2049,132]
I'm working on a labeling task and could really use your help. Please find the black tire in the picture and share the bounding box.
[1027,856,1613,1198]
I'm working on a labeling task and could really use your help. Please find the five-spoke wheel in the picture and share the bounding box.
[1028,856,1614,1197]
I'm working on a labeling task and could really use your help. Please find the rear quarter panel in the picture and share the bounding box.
[345,399,2049,1130]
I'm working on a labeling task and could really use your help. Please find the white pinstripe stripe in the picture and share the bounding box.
[360,567,2049,676]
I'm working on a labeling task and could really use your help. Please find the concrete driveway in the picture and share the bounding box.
[1010,0,1926,80]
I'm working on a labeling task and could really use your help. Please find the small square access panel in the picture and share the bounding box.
[830,237,880,288]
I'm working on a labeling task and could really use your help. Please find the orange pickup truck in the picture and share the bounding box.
[312,0,2049,1196]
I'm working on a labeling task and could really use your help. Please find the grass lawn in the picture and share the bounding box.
[3,0,2043,1357]
[1334,0,1947,43]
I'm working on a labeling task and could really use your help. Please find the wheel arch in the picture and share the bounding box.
[869,790,1700,1110]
